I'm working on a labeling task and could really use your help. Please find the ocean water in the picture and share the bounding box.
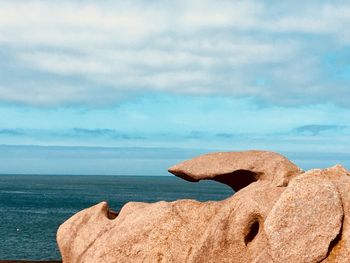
[0,175,232,260]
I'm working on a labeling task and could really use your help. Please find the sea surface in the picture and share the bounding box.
[0,175,232,260]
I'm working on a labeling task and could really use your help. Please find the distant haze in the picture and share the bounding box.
[0,145,349,176]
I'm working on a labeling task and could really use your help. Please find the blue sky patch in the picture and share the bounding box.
[0,0,349,174]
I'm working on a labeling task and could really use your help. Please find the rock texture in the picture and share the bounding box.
[168,150,303,191]
[57,150,350,263]
[264,174,343,263]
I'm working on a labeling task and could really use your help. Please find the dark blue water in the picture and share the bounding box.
[0,175,232,260]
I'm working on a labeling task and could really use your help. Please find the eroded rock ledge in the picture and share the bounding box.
[57,150,350,263]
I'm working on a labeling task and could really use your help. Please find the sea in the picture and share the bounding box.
[0,175,232,260]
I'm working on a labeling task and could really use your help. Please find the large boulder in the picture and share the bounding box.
[57,150,350,262]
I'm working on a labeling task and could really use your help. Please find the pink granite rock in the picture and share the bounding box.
[57,150,350,263]
[264,173,343,263]
[168,150,303,191]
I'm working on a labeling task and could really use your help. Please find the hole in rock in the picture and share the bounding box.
[245,219,260,245]
[107,208,119,220]
[215,170,258,192]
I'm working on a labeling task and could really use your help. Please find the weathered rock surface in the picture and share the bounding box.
[168,150,303,191]
[58,200,222,263]
[57,150,350,263]
[265,173,343,263]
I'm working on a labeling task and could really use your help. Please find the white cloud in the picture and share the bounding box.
[0,0,350,106]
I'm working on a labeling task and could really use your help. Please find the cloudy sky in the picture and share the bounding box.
[0,0,350,174]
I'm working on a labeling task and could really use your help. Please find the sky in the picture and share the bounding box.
[0,0,350,175]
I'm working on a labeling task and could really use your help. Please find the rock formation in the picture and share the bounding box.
[57,150,350,263]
